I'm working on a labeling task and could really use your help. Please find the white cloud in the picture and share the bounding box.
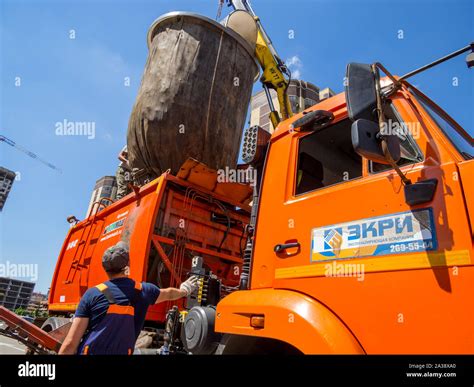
[286,55,303,80]
[292,69,301,79]
[286,55,302,67]
[102,132,113,141]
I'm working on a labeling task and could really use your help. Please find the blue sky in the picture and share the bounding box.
[1,0,473,293]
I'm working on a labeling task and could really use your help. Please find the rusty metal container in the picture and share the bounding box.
[127,12,258,182]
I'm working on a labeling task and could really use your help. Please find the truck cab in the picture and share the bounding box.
[214,79,474,354]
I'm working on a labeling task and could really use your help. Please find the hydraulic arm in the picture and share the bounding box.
[227,0,293,128]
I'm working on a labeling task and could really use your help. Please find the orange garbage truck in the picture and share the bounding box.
[2,33,471,355]
[1,159,254,354]
[42,160,252,351]
[43,44,474,355]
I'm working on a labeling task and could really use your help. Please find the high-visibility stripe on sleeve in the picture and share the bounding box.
[107,304,135,316]
[95,283,108,292]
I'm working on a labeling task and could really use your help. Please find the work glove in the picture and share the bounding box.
[180,276,199,297]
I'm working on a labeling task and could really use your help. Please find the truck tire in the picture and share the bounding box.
[41,317,70,333]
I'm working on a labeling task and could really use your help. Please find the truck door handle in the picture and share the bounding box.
[274,242,300,253]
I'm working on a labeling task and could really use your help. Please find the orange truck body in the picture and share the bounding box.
[48,81,473,355]
[48,161,251,324]
[215,83,474,354]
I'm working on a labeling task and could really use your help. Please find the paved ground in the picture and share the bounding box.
[0,323,27,354]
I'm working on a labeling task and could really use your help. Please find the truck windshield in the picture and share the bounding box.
[409,87,474,160]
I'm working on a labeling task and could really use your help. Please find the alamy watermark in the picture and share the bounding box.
[18,362,55,381]
[55,119,96,139]
[380,119,421,140]
[324,260,365,282]
[217,166,257,186]
[0,261,38,282]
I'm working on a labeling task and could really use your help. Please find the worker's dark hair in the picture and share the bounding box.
[102,242,130,273]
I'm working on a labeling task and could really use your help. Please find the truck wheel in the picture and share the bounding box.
[23,318,71,355]
[35,317,71,355]
[41,317,70,333]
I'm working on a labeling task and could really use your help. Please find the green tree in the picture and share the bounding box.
[14,307,27,316]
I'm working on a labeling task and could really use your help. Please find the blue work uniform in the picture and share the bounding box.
[75,278,160,355]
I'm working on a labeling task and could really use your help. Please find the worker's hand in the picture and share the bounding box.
[179,276,199,297]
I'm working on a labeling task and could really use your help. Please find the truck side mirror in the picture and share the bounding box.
[351,119,401,164]
[345,63,378,122]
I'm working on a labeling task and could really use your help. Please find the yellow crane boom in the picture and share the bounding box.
[226,0,294,128]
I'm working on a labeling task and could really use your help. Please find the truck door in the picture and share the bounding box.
[252,94,473,353]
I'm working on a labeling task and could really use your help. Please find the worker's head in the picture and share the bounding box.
[102,241,130,278]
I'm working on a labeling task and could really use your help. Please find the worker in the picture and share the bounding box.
[58,241,198,355]
[116,145,132,200]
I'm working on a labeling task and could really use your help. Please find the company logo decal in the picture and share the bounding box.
[103,219,125,235]
[311,208,437,262]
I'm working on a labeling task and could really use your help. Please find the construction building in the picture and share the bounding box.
[26,292,48,316]
[0,277,35,312]
[0,166,16,211]
[250,80,334,133]
[86,175,118,216]
[319,87,336,101]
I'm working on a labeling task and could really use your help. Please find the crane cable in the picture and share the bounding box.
[0,134,62,173]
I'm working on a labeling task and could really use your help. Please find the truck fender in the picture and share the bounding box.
[215,288,365,354]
